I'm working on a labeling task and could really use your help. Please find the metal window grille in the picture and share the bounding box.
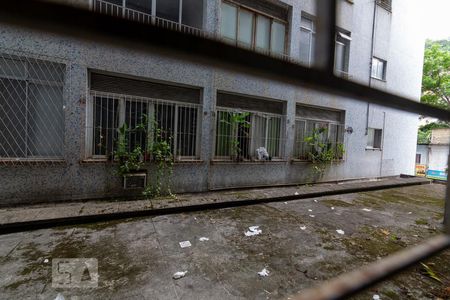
[1,1,450,300]
[0,51,66,164]
[294,119,344,160]
[88,91,201,161]
[215,108,285,160]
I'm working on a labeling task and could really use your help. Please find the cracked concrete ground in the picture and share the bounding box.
[0,183,449,300]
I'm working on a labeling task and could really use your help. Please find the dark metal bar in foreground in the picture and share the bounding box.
[0,0,449,122]
[292,234,450,300]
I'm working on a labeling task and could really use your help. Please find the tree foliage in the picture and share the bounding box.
[421,39,450,110]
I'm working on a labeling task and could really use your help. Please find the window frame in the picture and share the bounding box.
[86,91,202,161]
[371,57,387,81]
[0,54,66,161]
[220,0,288,56]
[293,117,345,161]
[299,14,316,67]
[366,128,383,150]
[334,30,351,76]
[213,106,285,161]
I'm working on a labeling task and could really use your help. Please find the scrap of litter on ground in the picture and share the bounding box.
[173,271,188,280]
[245,225,262,237]
[179,241,192,248]
[258,268,270,277]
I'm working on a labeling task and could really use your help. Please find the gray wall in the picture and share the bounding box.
[0,0,424,204]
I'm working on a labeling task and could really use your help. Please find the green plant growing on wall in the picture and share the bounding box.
[220,112,250,161]
[114,123,144,176]
[135,114,175,199]
[304,127,345,176]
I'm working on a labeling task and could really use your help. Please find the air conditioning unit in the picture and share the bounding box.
[123,173,147,189]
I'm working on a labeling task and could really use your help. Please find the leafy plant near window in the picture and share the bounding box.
[114,115,175,199]
[304,127,345,175]
[143,124,175,199]
[114,123,144,176]
[220,112,251,161]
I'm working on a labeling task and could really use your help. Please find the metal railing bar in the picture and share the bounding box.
[292,234,450,300]
[0,1,449,122]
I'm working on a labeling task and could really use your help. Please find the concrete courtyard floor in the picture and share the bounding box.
[0,183,449,300]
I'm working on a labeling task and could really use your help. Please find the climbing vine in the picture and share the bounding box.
[114,114,175,199]
[304,127,345,176]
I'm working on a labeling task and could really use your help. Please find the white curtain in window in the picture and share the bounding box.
[221,3,237,40]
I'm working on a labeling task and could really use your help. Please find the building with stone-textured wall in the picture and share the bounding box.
[0,0,424,205]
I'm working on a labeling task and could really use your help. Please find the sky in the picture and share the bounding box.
[422,0,450,40]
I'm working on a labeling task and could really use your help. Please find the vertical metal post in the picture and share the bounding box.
[444,146,450,234]
[315,0,336,73]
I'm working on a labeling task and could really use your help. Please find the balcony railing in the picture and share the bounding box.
[94,0,205,37]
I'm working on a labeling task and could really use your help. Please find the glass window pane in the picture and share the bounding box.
[155,103,175,153]
[335,42,345,72]
[251,114,267,157]
[177,106,197,156]
[267,117,280,157]
[299,28,311,64]
[27,83,64,157]
[93,96,119,156]
[221,3,237,40]
[294,120,306,159]
[271,21,285,54]
[215,111,232,157]
[0,79,26,157]
[126,0,151,13]
[238,9,254,46]
[0,57,26,78]
[300,17,313,30]
[256,15,270,50]
[367,128,374,147]
[125,100,148,153]
[156,0,180,22]
[182,0,203,28]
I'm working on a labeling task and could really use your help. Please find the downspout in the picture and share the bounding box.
[380,111,386,177]
[366,0,377,135]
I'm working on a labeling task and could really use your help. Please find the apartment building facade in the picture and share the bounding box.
[0,0,424,204]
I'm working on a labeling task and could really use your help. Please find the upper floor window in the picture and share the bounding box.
[335,30,351,76]
[0,53,66,160]
[94,0,203,29]
[377,0,392,12]
[220,1,288,55]
[299,15,316,66]
[371,57,387,81]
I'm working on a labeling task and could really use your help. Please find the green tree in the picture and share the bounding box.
[421,40,450,110]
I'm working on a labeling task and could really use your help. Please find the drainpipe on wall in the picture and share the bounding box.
[366,0,377,135]
[380,111,386,177]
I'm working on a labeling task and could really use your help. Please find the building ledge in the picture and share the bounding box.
[211,159,287,165]
[0,158,66,166]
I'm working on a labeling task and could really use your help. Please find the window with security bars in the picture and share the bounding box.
[94,0,204,29]
[294,105,345,160]
[0,53,66,160]
[215,109,284,160]
[89,92,200,160]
